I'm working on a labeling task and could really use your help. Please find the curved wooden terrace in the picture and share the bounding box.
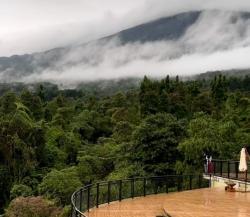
[86,188,250,217]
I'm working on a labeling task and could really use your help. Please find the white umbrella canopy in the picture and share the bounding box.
[239,148,249,172]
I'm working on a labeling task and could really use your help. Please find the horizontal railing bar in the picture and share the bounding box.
[73,174,200,193]
[212,159,242,163]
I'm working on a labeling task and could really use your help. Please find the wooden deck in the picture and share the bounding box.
[86,187,250,217]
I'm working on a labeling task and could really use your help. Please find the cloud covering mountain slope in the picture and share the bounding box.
[1,10,250,84]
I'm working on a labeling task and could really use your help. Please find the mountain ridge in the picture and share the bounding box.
[1,10,250,83]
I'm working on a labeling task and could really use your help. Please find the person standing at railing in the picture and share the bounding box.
[204,155,208,174]
[204,154,213,174]
[208,156,214,174]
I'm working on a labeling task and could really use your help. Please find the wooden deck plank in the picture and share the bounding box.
[86,188,250,217]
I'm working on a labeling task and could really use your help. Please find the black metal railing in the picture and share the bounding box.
[71,175,210,217]
[208,159,250,182]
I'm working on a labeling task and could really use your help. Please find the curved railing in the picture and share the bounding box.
[71,174,210,217]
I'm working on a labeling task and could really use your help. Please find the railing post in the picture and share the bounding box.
[177,176,181,192]
[87,186,90,212]
[71,202,74,217]
[119,180,122,201]
[198,175,202,188]
[189,175,192,190]
[96,183,99,208]
[213,160,216,175]
[79,189,83,211]
[143,178,146,196]
[154,178,158,194]
[180,176,183,191]
[220,161,223,177]
[165,177,169,193]
[74,195,77,213]
[236,162,239,179]
[107,181,111,204]
[131,179,134,198]
[245,171,248,192]
[209,174,212,188]
[227,161,230,178]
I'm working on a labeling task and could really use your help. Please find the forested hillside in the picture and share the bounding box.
[0,75,250,216]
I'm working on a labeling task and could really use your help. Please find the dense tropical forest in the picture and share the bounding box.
[0,74,249,216]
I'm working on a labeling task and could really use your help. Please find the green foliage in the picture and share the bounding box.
[211,75,228,108]
[77,142,117,183]
[10,184,33,199]
[179,113,222,162]
[44,128,80,168]
[0,165,12,212]
[107,163,145,180]
[112,121,134,143]
[0,99,38,183]
[0,92,17,114]
[130,113,185,175]
[38,167,82,205]
[21,89,44,120]
[5,196,62,217]
[179,112,244,172]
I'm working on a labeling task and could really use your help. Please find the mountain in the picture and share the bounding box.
[0,11,201,79]
[195,69,250,80]
[1,10,250,83]
[109,11,201,43]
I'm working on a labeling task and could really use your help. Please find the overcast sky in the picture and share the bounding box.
[1,0,250,57]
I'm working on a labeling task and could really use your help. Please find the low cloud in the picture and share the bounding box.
[10,10,248,85]
[1,10,250,86]
[2,0,250,56]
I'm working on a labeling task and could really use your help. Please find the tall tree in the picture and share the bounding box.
[130,113,185,175]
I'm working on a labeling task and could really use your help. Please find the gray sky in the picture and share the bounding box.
[1,0,250,57]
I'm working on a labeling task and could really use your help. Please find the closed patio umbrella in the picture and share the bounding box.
[239,148,248,172]
[239,147,249,192]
